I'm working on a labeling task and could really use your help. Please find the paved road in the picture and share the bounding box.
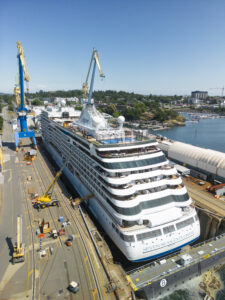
[0,108,114,300]
[0,108,28,298]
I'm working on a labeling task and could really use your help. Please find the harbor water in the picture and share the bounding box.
[152,116,225,153]
[153,115,225,299]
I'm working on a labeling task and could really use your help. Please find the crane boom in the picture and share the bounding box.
[42,156,70,198]
[16,41,30,83]
[82,49,105,99]
[14,41,37,151]
[17,216,21,251]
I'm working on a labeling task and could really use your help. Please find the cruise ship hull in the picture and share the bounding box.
[43,140,200,262]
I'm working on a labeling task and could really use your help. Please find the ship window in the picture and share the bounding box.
[120,233,135,242]
[104,193,190,216]
[163,225,175,234]
[94,155,166,170]
[137,229,162,241]
[176,217,194,230]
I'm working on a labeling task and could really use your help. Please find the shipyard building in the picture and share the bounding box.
[158,140,225,183]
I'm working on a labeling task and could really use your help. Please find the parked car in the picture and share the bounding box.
[68,281,79,294]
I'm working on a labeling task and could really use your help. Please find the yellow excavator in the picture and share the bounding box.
[33,158,69,209]
[13,216,25,264]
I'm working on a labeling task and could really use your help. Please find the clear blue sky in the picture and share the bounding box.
[1,0,225,95]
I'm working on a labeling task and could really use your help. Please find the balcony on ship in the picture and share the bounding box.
[96,146,161,159]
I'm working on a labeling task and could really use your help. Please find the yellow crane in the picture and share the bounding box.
[33,157,70,209]
[17,41,30,88]
[14,41,30,106]
[14,85,21,106]
[13,216,25,264]
[82,48,105,99]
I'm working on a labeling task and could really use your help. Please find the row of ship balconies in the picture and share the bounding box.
[45,133,187,203]
[44,130,191,225]
[96,145,160,159]
[101,173,180,189]
[94,164,174,180]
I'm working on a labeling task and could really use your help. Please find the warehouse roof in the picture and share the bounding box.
[168,141,225,178]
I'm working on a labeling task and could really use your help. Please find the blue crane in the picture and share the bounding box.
[82,49,105,103]
[14,41,37,151]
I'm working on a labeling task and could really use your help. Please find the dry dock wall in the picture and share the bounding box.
[197,208,225,242]
[135,239,225,299]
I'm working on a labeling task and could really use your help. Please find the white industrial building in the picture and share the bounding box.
[158,140,225,182]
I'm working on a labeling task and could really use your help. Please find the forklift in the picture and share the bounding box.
[13,216,25,264]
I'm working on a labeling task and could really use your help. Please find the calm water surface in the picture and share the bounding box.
[153,117,225,153]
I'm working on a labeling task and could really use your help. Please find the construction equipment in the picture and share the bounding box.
[71,194,93,207]
[24,149,37,161]
[68,281,79,294]
[209,87,224,97]
[51,229,58,239]
[58,228,65,236]
[13,216,25,264]
[14,41,37,151]
[82,49,105,101]
[66,234,75,246]
[14,85,21,107]
[33,157,70,209]
[207,183,225,195]
[40,219,51,234]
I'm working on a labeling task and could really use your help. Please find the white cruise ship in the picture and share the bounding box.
[41,103,200,262]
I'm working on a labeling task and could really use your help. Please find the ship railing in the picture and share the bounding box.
[97,148,161,159]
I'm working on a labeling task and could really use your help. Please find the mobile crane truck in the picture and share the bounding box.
[33,157,70,209]
[13,216,25,264]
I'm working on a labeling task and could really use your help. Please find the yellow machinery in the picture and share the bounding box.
[72,194,93,206]
[13,216,25,264]
[17,41,30,91]
[14,85,21,107]
[33,157,70,209]
[14,41,30,107]
[40,219,51,234]
[82,49,105,99]
[24,149,37,161]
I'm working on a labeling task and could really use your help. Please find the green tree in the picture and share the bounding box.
[75,106,83,111]
[32,99,43,106]
[0,117,3,130]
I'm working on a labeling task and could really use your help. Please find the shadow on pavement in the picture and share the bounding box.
[2,142,15,151]
[6,237,14,261]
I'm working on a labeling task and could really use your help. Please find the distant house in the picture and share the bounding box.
[188,98,203,105]
[55,97,79,103]
[43,97,53,103]
[216,99,225,107]
[191,91,208,100]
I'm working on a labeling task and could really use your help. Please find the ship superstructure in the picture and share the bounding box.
[41,101,200,262]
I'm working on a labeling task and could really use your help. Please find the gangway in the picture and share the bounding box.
[14,41,37,151]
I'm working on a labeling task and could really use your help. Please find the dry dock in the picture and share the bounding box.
[127,233,225,299]
[0,107,123,300]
